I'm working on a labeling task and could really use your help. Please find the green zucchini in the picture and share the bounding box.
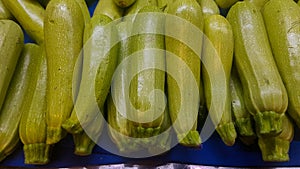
[19,45,49,165]
[93,0,124,20]
[62,14,118,135]
[198,0,220,18]
[0,0,13,19]
[45,0,85,144]
[230,65,256,145]
[245,0,270,10]
[3,0,44,44]
[166,0,203,147]
[262,0,300,128]
[202,14,236,146]
[75,0,91,25]
[123,0,158,22]
[0,20,23,112]
[113,0,137,8]
[0,43,40,162]
[72,132,95,156]
[226,1,288,136]
[258,114,294,162]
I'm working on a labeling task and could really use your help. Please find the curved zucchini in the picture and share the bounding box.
[215,0,238,9]
[93,0,124,20]
[226,1,288,136]
[258,115,294,162]
[166,0,203,147]
[198,0,220,18]
[19,45,49,165]
[0,43,40,162]
[0,20,24,112]
[62,14,118,135]
[245,0,270,10]
[3,0,44,44]
[45,0,85,144]
[262,0,300,128]
[0,0,13,19]
[203,14,236,146]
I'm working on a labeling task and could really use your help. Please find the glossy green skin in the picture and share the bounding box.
[93,0,124,20]
[123,0,158,22]
[128,6,166,134]
[0,44,40,162]
[0,0,13,19]
[0,20,24,112]
[62,14,118,135]
[3,0,44,44]
[245,0,270,10]
[19,45,49,165]
[166,0,203,147]
[45,0,85,144]
[75,0,91,25]
[227,1,288,136]
[198,0,220,18]
[263,0,300,128]
[203,14,236,146]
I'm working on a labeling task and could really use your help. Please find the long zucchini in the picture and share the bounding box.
[198,0,220,18]
[45,0,85,144]
[166,0,203,147]
[0,0,13,20]
[0,20,23,112]
[93,0,124,20]
[19,45,49,165]
[262,0,300,128]
[3,0,44,44]
[226,1,288,136]
[202,14,236,146]
[0,43,40,162]
[215,0,238,9]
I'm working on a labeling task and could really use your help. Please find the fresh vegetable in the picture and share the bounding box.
[227,1,288,136]
[0,43,40,162]
[72,132,95,156]
[0,20,24,112]
[19,44,49,165]
[45,0,85,144]
[123,0,158,22]
[245,0,270,10]
[166,0,203,147]
[258,115,294,162]
[127,5,166,137]
[93,0,124,20]
[62,14,118,135]
[202,14,236,146]
[230,65,256,145]
[75,0,91,25]
[3,0,44,44]
[198,0,220,18]
[262,0,300,128]
[0,0,13,19]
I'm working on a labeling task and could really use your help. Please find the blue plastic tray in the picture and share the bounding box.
[1,1,300,168]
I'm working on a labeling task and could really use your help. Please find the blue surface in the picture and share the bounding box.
[2,0,300,167]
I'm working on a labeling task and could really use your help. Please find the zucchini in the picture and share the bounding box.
[45,0,85,144]
[0,43,39,162]
[113,0,137,8]
[93,0,124,20]
[262,0,300,128]
[198,0,220,18]
[62,14,118,135]
[123,0,158,22]
[226,1,288,136]
[166,0,203,147]
[127,5,166,138]
[0,20,23,112]
[230,65,256,145]
[75,0,91,25]
[202,14,236,146]
[3,0,44,44]
[245,0,270,10]
[0,0,13,19]
[215,0,238,9]
[19,45,49,165]
[258,115,294,162]
[37,0,51,7]
[72,132,95,156]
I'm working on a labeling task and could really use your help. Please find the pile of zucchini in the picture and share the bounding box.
[0,0,299,165]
